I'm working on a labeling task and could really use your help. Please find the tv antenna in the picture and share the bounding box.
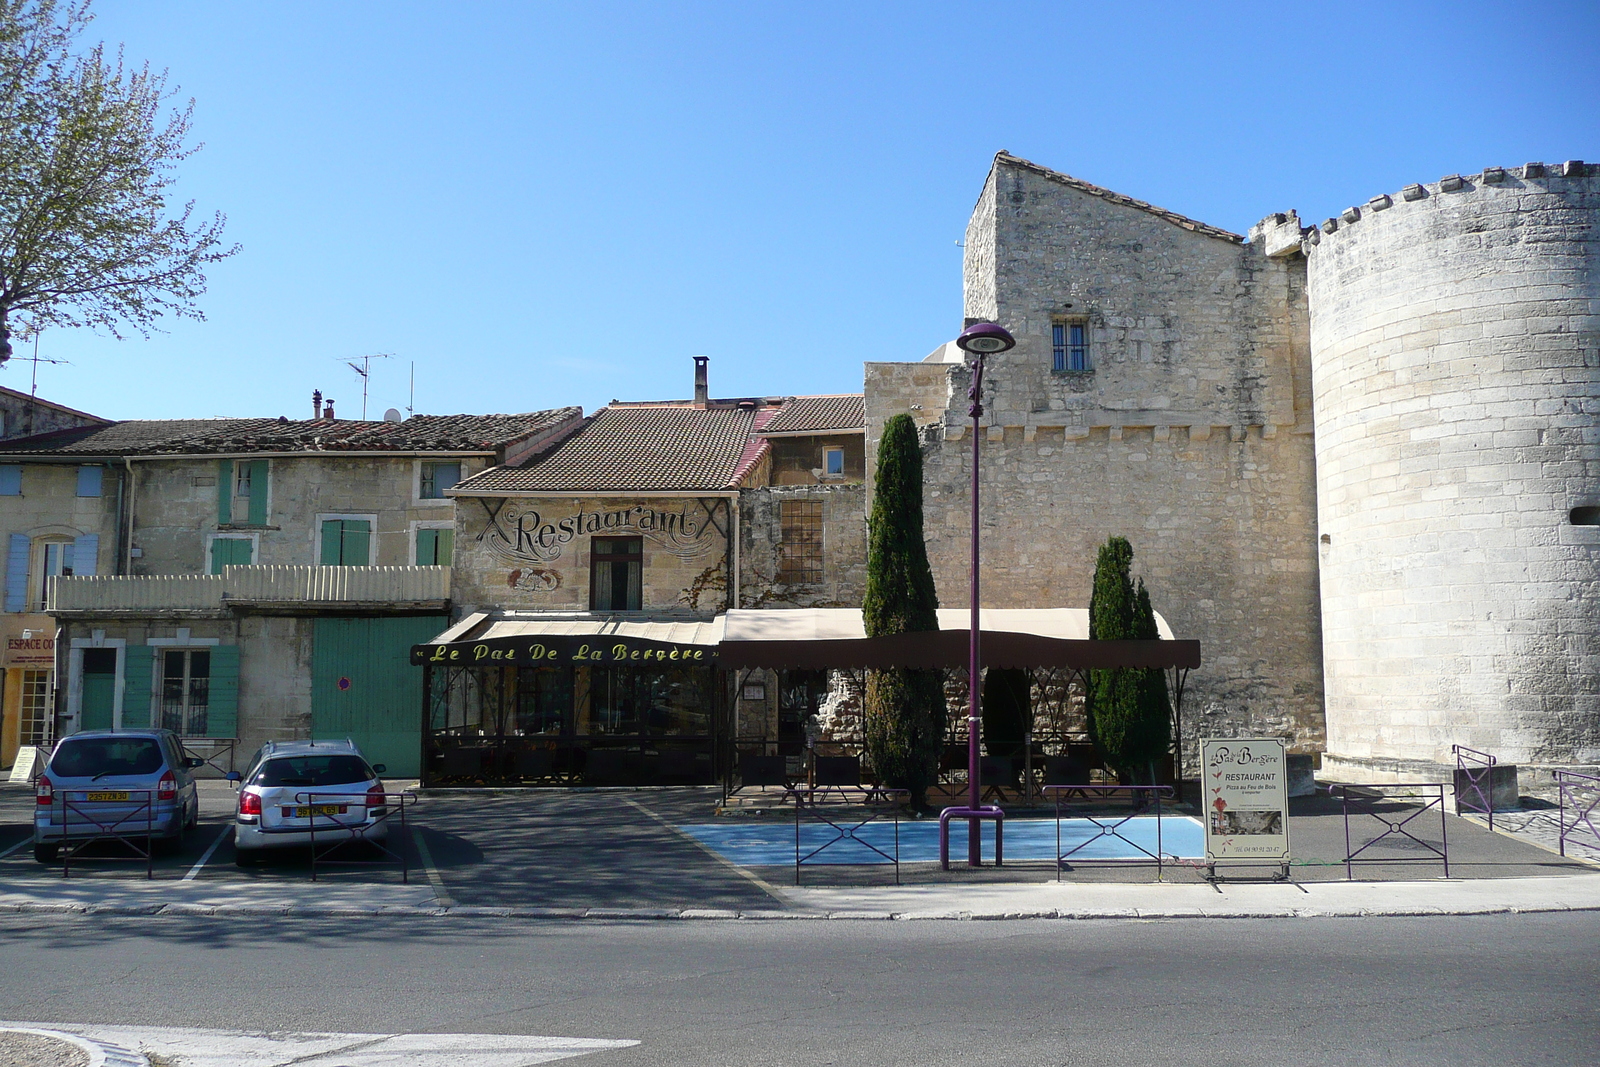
[22,334,69,398]
[343,353,393,420]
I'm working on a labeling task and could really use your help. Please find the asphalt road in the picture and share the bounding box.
[1,912,1594,1066]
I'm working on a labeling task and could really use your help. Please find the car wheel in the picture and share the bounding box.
[34,844,59,864]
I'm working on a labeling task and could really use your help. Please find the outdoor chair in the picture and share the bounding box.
[514,748,554,782]
[980,755,1015,804]
[1043,755,1093,798]
[441,746,484,780]
[732,754,793,801]
[584,749,632,786]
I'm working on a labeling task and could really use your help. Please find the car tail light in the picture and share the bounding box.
[157,769,178,801]
[365,785,386,809]
[35,775,53,806]
[238,790,262,816]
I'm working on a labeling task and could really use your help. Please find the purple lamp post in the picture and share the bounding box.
[937,320,1016,869]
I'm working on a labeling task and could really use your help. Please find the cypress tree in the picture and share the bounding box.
[1086,537,1172,783]
[981,667,1031,785]
[862,414,944,810]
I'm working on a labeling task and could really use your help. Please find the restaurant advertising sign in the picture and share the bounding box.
[1201,737,1290,863]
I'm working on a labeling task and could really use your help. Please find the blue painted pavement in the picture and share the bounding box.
[681,815,1205,866]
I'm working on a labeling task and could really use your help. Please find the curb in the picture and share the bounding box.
[0,1027,147,1067]
[1,899,1595,922]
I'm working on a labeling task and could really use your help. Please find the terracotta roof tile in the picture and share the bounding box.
[454,404,759,493]
[758,395,865,435]
[995,152,1242,243]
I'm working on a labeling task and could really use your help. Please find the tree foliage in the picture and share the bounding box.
[1086,536,1172,782]
[861,414,943,809]
[0,0,237,364]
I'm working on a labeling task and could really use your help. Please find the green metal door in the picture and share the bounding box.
[80,648,117,731]
[311,616,445,777]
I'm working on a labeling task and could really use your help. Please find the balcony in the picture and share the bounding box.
[48,565,451,615]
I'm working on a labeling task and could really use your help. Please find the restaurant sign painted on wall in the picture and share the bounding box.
[479,499,726,567]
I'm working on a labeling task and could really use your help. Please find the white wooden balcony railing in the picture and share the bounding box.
[48,565,451,613]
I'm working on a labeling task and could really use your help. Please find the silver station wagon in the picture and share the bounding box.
[33,729,203,863]
[231,739,389,865]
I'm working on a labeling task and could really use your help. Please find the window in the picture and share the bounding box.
[40,541,74,610]
[779,499,823,584]
[416,527,453,566]
[218,459,269,525]
[76,466,102,497]
[421,462,461,499]
[1052,319,1090,371]
[235,462,253,498]
[0,465,19,495]
[18,669,53,746]
[320,519,371,566]
[160,649,211,736]
[209,535,254,573]
[590,536,642,611]
[823,447,845,477]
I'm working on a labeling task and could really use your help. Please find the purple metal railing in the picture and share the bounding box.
[1044,784,1174,881]
[1556,771,1600,859]
[1332,782,1450,880]
[299,790,414,883]
[57,788,156,879]
[1452,743,1497,830]
[795,787,908,885]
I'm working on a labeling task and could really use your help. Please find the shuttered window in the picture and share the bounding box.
[209,536,253,573]
[0,465,19,496]
[416,528,453,565]
[121,646,155,728]
[420,462,460,499]
[320,520,371,566]
[76,466,103,497]
[5,533,29,612]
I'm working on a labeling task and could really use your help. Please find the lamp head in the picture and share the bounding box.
[955,321,1016,355]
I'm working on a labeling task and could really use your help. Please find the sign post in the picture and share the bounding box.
[1200,737,1291,881]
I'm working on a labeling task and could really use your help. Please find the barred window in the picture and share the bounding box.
[1052,318,1090,371]
[779,500,823,584]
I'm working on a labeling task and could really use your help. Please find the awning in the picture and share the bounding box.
[410,612,726,667]
[717,608,1199,671]
[412,608,1199,673]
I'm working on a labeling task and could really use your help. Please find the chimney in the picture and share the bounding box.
[312,390,323,420]
[693,356,709,407]
[323,399,336,420]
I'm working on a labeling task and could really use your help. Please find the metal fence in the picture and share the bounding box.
[794,788,908,886]
[1556,771,1600,859]
[1452,744,1498,830]
[300,790,415,883]
[50,565,450,612]
[1331,782,1450,880]
[55,789,156,879]
[1044,784,1175,880]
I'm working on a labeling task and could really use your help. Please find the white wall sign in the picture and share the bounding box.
[1201,737,1290,862]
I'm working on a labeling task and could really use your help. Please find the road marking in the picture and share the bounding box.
[412,825,456,907]
[181,825,232,881]
[620,794,791,905]
[7,1021,637,1066]
[0,837,30,860]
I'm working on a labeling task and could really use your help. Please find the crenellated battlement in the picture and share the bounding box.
[1300,161,1596,253]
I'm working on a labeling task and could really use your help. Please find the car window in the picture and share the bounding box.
[250,755,373,787]
[51,738,164,778]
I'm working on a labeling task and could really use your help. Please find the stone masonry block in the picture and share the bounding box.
[1522,162,1545,178]
[1439,175,1465,192]
[1402,184,1428,201]
[1369,194,1394,210]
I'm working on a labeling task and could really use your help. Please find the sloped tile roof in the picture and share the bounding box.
[453,404,759,493]
[758,394,865,435]
[0,409,581,456]
[995,152,1242,243]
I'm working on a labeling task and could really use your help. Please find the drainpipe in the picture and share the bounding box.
[112,462,126,575]
[729,499,740,611]
[122,458,137,573]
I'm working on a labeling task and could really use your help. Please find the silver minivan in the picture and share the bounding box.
[230,739,389,865]
[33,729,203,863]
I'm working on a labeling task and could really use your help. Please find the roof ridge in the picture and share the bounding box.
[994,152,1242,243]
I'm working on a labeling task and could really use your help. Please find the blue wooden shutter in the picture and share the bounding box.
[246,460,268,525]
[76,466,103,497]
[71,534,98,577]
[122,646,155,728]
[0,465,20,495]
[5,533,29,612]
[217,459,233,524]
[207,646,240,738]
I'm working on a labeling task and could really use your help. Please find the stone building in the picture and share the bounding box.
[869,151,1598,781]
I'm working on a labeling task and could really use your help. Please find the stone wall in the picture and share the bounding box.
[738,484,868,609]
[868,155,1326,761]
[1307,163,1600,771]
[0,393,104,441]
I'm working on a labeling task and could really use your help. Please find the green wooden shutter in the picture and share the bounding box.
[207,645,240,738]
[343,521,370,566]
[320,520,341,564]
[436,528,453,565]
[415,528,435,565]
[246,460,269,525]
[217,459,233,524]
[121,646,155,728]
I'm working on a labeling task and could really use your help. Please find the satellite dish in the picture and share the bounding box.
[382,408,403,423]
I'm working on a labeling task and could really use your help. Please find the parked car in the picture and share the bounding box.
[33,729,203,863]
[230,740,389,865]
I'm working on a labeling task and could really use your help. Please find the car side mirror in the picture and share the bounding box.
[371,764,387,775]
[185,756,207,769]
[225,772,242,788]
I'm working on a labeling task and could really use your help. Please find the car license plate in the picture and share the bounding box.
[288,804,347,817]
[84,791,130,802]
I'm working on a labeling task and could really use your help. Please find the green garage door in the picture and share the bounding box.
[311,616,446,778]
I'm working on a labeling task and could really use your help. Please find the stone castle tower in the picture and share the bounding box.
[866,152,1598,778]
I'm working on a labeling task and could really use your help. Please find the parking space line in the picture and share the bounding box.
[620,795,791,905]
[182,826,232,881]
[0,837,30,860]
[411,826,455,907]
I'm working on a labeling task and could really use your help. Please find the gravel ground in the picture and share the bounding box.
[0,1030,90,1067]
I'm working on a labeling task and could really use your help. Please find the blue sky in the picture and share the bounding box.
[16,0,1599,421]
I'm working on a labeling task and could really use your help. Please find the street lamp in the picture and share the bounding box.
[938,320,1015,869]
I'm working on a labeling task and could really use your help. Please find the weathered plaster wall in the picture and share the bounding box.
[0,395,104,441]
[739,484,868,608]
[0,462,120,592]
[452,494,735,617]
[767,434,866,485]
[868,158,1325,760]
[1307,164,1600,771]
